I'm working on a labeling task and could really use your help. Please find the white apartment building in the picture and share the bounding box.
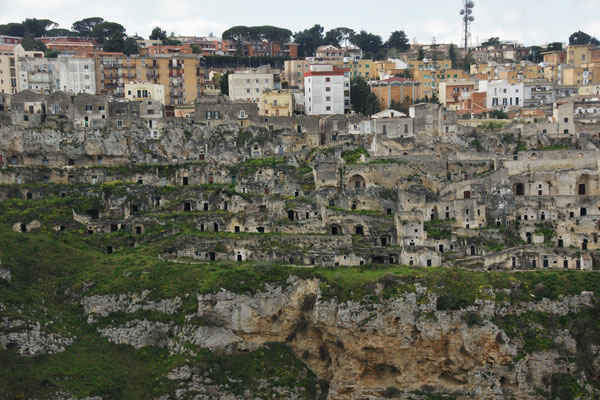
[17,53,56,93]
[125,82,165,105]
[228,65,278,102]
[16,55,96,95]
[56,57,96,94]
[480,80,524,111]
[304,65,350,115]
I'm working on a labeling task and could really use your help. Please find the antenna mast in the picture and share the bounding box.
[459,0,475,50]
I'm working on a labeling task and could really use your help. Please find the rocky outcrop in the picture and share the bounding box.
[82,290,182,319]
[12,219,41,233]
[157,365,309,400]
[80,277,598,399]
[0,320,73,357]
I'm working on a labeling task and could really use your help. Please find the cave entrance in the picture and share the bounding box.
[87,209,100,220]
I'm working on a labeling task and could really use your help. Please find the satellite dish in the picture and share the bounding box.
[469,16,475,21]
[463,16,468,22]
[466,8,472,14]
[460,9,465,15]
[466,1,475,8]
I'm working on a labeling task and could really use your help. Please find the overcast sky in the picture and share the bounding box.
[2,0,600,46]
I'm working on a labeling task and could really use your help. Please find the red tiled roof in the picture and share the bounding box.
[0,44,18,51]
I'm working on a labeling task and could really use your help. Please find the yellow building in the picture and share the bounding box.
[498,70,518,84]
[562,67,585,86]
[374,60,397,79]
[0,44,43,94]
[443,69,469,80]
[331,59,376,79]
[0,44,18,94]
[95,55,202,106]
[522,65,544,80]
[412,70,437,98]
[407,59,452,71]
[567,45,594,67]
[470,63,489,75]
[260,89,294,117]
[578,85,600,95]
[124,82,166,105]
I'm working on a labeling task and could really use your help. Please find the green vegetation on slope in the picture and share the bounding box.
[1,190,600,398]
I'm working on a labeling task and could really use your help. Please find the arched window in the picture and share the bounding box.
[349,174,366,189]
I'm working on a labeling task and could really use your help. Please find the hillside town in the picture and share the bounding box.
[1,7,600,400]
[1,17,600,272]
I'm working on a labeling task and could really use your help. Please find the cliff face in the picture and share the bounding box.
[77,277,598,400]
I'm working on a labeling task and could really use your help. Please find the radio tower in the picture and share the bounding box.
[459,0,475,50]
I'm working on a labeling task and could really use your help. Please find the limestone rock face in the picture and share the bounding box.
[79,278,598,399]
[82,290,182,318]
[0,320,73,357]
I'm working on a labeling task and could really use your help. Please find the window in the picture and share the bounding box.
[325,77,330,82]
[326,87,331,92]
[85,105,92,111]
[326,106,331,111]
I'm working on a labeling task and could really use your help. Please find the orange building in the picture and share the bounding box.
[38,36,99,53]
[369,77,420,109]
[543,50,566,66]
[438,81,476,109]
[244,42,298,58]
[93,54,202,106]
[458,91,490,115]
[184,38,298,58]
[508,109,546,119]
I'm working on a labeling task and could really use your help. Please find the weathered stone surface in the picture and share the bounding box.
[80,278,598,399]
[0,321,73,357]
[82,291,182,317]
